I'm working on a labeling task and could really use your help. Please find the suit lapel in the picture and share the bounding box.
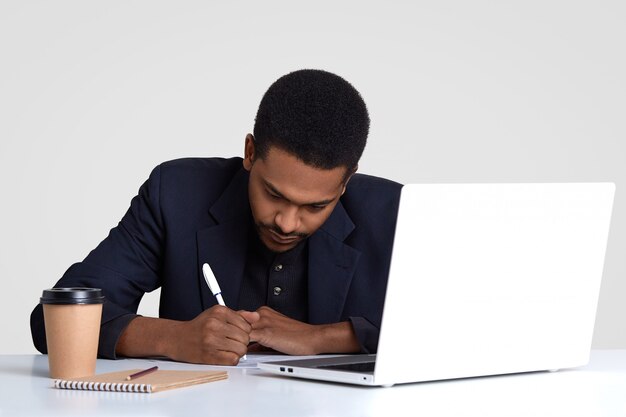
[307,201,361,324]
[196,169,251,310]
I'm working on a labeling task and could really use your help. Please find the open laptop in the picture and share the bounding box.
[258,183,615,386]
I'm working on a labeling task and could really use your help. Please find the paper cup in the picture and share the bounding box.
[40,288,105,379]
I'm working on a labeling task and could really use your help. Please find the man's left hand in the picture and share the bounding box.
[239,306,360,355]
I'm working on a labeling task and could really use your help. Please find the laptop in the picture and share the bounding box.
[258,183,615,386]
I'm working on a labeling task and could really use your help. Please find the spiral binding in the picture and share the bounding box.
[54,379,152,393]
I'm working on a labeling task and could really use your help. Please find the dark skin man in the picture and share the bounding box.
[116,135,361,365]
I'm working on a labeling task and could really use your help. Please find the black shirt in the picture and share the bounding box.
[238,226,309,322]
[236,223,376,354]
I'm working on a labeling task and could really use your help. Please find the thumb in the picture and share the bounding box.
[238,310,260,325]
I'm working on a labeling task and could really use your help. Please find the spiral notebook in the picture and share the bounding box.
[52,369,228,393]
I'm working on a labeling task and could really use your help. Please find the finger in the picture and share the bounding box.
[201,314,251,345]
[246,342,277,353]
[210,350,243,366]
[217,337,249,358]
[252,308,300,329]
[250,312,280,330]
[257,305,289,319]
[238,310,260,325]
[206,305,251,327]
[223,322,252,345]
[218,308,254,333]
[249,328,273,346]
[205,327,249,356]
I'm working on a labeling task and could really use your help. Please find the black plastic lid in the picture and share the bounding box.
[40,288,105,305]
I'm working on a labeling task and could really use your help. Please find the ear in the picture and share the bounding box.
[341,165,357,195]
[243,134,255,171]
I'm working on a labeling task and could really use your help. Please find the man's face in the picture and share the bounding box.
[243,135,349,253]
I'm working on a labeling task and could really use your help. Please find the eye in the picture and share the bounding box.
[308,204,327,212]
[267,190,281,200]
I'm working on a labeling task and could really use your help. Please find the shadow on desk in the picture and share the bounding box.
[2,355,50,378]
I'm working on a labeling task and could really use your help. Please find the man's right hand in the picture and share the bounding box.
[170,305,258,365]
[116,306,259,366]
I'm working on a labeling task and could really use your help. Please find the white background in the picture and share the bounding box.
[0,1,624,354]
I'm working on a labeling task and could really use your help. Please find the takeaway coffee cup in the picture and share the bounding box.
[40,288,105,379]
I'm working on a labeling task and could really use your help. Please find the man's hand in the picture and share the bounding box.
[117,306,260,366]
[239,306,361,355]
[169,305,259,365]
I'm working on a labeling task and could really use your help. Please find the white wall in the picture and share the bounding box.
[1,0,624,353]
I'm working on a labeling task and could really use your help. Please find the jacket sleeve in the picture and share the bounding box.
[30,164,165,359]
[349,317,379,353]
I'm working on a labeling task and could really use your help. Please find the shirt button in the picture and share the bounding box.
[274,264,283,272]
[273,286,282,296]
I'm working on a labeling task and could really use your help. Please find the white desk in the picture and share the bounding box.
[0,351,625,417]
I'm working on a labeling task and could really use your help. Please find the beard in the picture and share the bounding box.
[254,221,309,252]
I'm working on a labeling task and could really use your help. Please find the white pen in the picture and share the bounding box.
[202,263,225,306]
[202,263,246,361]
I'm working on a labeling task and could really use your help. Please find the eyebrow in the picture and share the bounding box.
[264,180,337,207]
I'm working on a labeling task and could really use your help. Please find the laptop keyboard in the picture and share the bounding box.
[318,361,376,373]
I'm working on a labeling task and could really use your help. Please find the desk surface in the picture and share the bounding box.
[1,351,625,417]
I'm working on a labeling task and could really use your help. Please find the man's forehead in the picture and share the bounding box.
[254,147,347,201]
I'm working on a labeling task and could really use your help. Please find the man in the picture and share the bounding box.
[30,69,402,365]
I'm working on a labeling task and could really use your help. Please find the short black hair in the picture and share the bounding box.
[253,69,369,172]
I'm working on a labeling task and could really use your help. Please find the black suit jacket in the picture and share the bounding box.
[31,157,402,357]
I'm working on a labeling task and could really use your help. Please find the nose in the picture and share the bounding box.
[274,206,300,235]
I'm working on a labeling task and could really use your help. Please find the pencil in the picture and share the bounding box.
[126,366,159,380]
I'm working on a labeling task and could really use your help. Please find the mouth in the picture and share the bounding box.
[267,229,300,245]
